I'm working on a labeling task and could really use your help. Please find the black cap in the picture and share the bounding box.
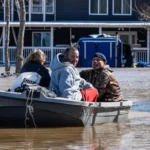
[93,52,107,62]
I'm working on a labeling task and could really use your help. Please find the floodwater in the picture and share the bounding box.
[0,67,150,150]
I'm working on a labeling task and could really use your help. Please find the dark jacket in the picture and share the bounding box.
[80,68,122,102]
[20,62,51,88]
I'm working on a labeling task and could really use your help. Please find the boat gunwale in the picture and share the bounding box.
[0,90,133,108]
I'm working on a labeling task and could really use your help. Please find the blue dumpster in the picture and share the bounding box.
[78,37,122,67]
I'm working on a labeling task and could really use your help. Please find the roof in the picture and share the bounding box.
[1,21,150,28]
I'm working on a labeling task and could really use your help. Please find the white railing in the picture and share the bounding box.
[0,47,149,65]
[0,47,3,63]
[132,47,148,63]
[0,47,66,64]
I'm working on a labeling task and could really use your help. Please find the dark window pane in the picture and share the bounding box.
[99,0,107,14]
[32,0,42,13]
[41,33,50,47]
[33,0,42,5]
[114,0,121,14]
[46,0,54,13]
[91,0,98,13]
[34,33,41,46]
[123,0,130,14]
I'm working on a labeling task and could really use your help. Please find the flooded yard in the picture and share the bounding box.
[0,67,150,150]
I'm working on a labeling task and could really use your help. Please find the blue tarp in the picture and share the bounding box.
[78,37,122,67]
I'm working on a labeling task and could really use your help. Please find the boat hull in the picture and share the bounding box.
[0,90,132,127]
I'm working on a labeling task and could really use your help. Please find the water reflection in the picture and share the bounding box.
[0,121,149,150]
[0,68,150,149]
[0,124,132,150]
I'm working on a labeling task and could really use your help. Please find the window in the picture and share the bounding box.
[113,0,132,15]
[33,32,50,47]
[25,0,29,14]
[89,0,108,15]
[32,0,42,13]
[46,0,54,14]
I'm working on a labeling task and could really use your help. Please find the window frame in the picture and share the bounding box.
[25,0,29,14]
[31,0,43,14]
[89,0,108,15]
[112,0,132,16]
[46,0,54,14]
[32,32,51,47]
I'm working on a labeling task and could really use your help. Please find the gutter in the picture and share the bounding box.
[0,22,150,28]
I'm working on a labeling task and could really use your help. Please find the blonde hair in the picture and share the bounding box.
[25,49,46,64]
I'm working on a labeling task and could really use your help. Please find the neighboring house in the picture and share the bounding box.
[0,0,150,64]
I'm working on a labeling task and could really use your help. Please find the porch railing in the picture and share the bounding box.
[0,47,149,65]
[0,47,66,64]
[132,47,148,63]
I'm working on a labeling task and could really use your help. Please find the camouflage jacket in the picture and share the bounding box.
[80,68,123,102]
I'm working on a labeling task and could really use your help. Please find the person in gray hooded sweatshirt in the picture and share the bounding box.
[50,45,98,101]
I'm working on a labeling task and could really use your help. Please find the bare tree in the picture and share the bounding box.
[5,0,10,72]
[134,0,150,20]
[15,0,26,73]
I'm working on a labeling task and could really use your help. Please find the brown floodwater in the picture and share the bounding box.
[0,67,150,150]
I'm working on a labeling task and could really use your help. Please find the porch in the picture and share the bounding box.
[0,22,150,66]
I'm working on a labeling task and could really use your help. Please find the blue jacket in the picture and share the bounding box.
[136,61,149,67]
[50,53,93,101]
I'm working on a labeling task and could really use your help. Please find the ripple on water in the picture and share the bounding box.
[131,100,150,112]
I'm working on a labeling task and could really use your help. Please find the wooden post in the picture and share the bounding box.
[29,0,31,21]
[11,0,14,21]
[70,27,72,45]
[43,0,45,22]
[99,27,102,35]
[147,28,150,64]
[2,27,5,64]
[115,32,119,67]
[50,27,54,62]
[4,0,5,21]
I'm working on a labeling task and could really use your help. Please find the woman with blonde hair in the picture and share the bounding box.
[20,49,50,87]
[11,49,51,92]
[24,49,46,65]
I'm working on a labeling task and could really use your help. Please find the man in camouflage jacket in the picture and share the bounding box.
[80,53,122,102]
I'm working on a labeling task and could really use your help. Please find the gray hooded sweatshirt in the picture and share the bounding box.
[50,53,93,101]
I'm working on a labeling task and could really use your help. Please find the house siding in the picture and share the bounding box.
[135,28,147,47]
[26,14,29,22]
[56,0,138,21]
[0,28,2,46]
[46,15,54,21]
[14,14,54,22]
[9,29,16,46]
[24,30,32,46]
[31,14,43,21]
[72,28,99,43]
[0,0,140,22]
[14,9,19,21]
[54,28,70,46]
[0,8,3,21]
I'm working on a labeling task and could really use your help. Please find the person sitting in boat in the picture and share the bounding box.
[11,49,51,92]
[50,45,98,102]
[80,52,123,102]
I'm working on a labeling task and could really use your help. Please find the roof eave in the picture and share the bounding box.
[0,22,150,28]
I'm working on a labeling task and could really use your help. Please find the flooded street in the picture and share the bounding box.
[0,67,150,150]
